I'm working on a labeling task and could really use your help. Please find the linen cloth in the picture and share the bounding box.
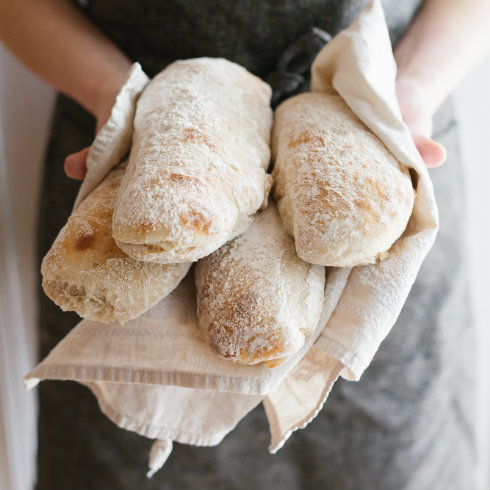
[26,0,438,470]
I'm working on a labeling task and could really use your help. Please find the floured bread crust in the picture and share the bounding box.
[272,92,415,267]
[112,57,273,264]
[41,164,191,324]
[195,202,325,366]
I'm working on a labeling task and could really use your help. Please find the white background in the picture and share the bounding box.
[0,46,488,490]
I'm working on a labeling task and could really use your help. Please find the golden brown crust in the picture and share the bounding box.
[41,164,190,323]
[272,92,415,267]
[195,202,325,366]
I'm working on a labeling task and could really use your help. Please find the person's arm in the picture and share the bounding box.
[0,0,131,178]
[394,0,490,167]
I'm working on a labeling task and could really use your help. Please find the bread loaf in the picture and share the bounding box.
[272,92,415,267]
[41,163,191,324]
[195,202,325,366]
[112,58,273,264]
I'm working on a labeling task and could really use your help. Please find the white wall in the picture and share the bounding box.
[0,46,55,490]
[453,57,490,490]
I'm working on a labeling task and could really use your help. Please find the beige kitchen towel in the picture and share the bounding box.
[25,53,348,453]
[26,267,348,447]
[310,0,438,380]
[264,0,438,452]
[26,0,438,465]
[26,269,347,395]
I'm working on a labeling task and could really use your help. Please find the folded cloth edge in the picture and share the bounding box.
[309,0,438,380]
[25,363,276,396]
[264,347,343,453]
[81,381,254,447]
[73,62,149,210]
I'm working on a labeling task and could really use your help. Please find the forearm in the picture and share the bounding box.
[394,0,490,115]
[0,0,131,119]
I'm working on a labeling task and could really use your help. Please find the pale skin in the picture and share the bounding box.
[394,0,490,167]
[1,0,489,178]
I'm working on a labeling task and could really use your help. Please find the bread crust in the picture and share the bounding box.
[41,164,190,324]
[195,202,325,366]
[112,58,273,264]
[272,92,415,267]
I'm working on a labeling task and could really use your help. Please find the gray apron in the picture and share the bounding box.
[35,1,476,488]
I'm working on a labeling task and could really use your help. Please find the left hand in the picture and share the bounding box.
[64,82,122,180]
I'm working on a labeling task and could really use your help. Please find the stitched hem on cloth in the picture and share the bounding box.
[314,334,366,381]
[25,363,273,395]
[264,351,344,453]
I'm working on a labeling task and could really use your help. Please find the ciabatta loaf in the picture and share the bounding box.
[195,202,325,366]
[41,164,190,324]
[112,58,273,264]
[272,92,415,267]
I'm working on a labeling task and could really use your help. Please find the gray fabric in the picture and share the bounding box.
[267,27,333,108]
[35,1,477,489]
[84,0,421,77]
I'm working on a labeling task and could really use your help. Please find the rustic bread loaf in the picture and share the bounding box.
[272,92,415,267]
[112,58,273,264]
[41,163,190,324]
[195,202,325,367]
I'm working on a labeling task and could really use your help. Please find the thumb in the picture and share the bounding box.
[412,135,447,168]
[64,146,90,180]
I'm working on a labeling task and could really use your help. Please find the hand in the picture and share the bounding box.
[64,146,91,180]
[0,0,133,179]
[395,78,446,168]
[64,84,122,180]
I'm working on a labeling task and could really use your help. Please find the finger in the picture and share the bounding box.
[64,147,90,180]
[412,135,447,168]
